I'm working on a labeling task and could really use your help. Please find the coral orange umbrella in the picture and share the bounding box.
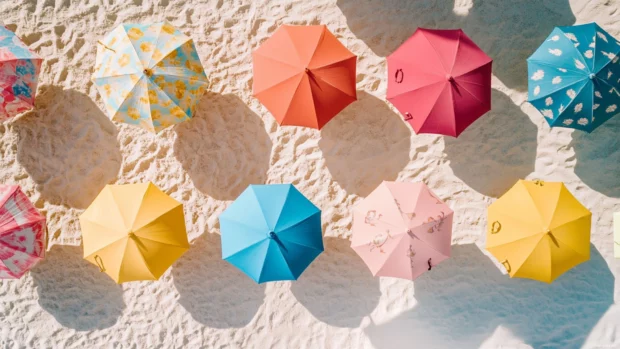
[253,25,357,129]
[387,28,492,137]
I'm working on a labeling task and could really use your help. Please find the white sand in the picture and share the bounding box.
[0,0,619,348]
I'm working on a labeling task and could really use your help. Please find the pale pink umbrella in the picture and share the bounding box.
[351,181,453,280]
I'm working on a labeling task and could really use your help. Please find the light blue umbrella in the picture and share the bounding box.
[219,184,323,283]
[528,23,620,132]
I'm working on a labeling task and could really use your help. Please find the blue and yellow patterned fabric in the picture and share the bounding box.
[528,23,620,132]
[92,22,209,133]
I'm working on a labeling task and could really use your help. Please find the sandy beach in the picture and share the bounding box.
[0,0,619,348]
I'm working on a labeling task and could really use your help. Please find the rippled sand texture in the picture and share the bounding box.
[0,0,619,348]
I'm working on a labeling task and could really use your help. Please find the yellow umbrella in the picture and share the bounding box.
[80,182,189,283]
[486,179,591,283]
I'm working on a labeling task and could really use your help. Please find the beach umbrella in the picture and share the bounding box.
[0,185,46,279]
[351,181,453,280]
[252,24,357,129]
[0,25,42,120]
[486,180,591,283]
[92,21,209,133]
[387,28,492,137]
[219,184,323,283]
[80,182,189,283]
[527,23,620,132]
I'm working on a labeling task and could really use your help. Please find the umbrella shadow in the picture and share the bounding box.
[365,243,614,349]
[172,232,266,328]
[290,237,381,328]
[173,92,272,200]
[319,91,410,197]
[12,86,121,209]
[443,90,537,197]
[570,116,620,198]
[30,245,125,331]
[336,0,575,91]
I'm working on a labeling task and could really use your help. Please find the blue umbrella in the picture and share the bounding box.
[219,184,323,283]
[528,23,620,132]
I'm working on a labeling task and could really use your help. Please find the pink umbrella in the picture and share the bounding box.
[0,185,46,279]
[386,28,492,137]
[351,181,453,280]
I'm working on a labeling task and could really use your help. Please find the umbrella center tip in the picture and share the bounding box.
[143,68,153,77]
[128,232,137,239]
[589,73,596,80]
[269,231,276,238]
[445,74,454,82]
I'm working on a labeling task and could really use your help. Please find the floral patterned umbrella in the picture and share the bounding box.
[351,181,453,280]
[92,21,209,133]
[0,25,42,121]
[528,23,620,132]
[0,185,46,279]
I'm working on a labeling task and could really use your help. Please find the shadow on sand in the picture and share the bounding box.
[13,86,121,209]
[291,237,381,328]
[30,245,125,331]
[365,243,614,348]
[443,90,537,197]
[174,92,272,201]
[172,232,266,328]
[336,0,575,91]
[319,91,410,197]
[571,115,620,198]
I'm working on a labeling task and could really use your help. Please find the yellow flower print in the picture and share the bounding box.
[152,49,163,62]
[130,74,139,83]
[175,80,187,99]
[118,54,131,67]
[189,76,199,85]
[161,99,172,107]
[109,37,117,46]
[139,96,149,105]
[151,109,162,121]
[180,41,194,58]
[171,106,186,118]
[154,76,165,85]
[190,63,203,74]
[167,49,179,59]
[127,27,144,41]
[148,89,159,104]
[140,42,154,52]
[127,107,141,120]
[103,84,112,97]
[121,91,133,99]
[162,23,176,35]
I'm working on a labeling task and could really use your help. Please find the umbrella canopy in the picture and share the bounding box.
[387,28,492,137]
[351,181,453,280]
[252,24,357,129]
[219,184,323,283]
[0,25,42,121]
[486,180,591,283]
[92,21,209,133]
[527,23,620,132]
[0,185,46,279]
[80,182,189,283]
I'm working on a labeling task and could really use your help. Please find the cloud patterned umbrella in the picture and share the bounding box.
[528,23,620,132]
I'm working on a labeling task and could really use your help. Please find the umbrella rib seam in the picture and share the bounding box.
[419,30,449,73]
